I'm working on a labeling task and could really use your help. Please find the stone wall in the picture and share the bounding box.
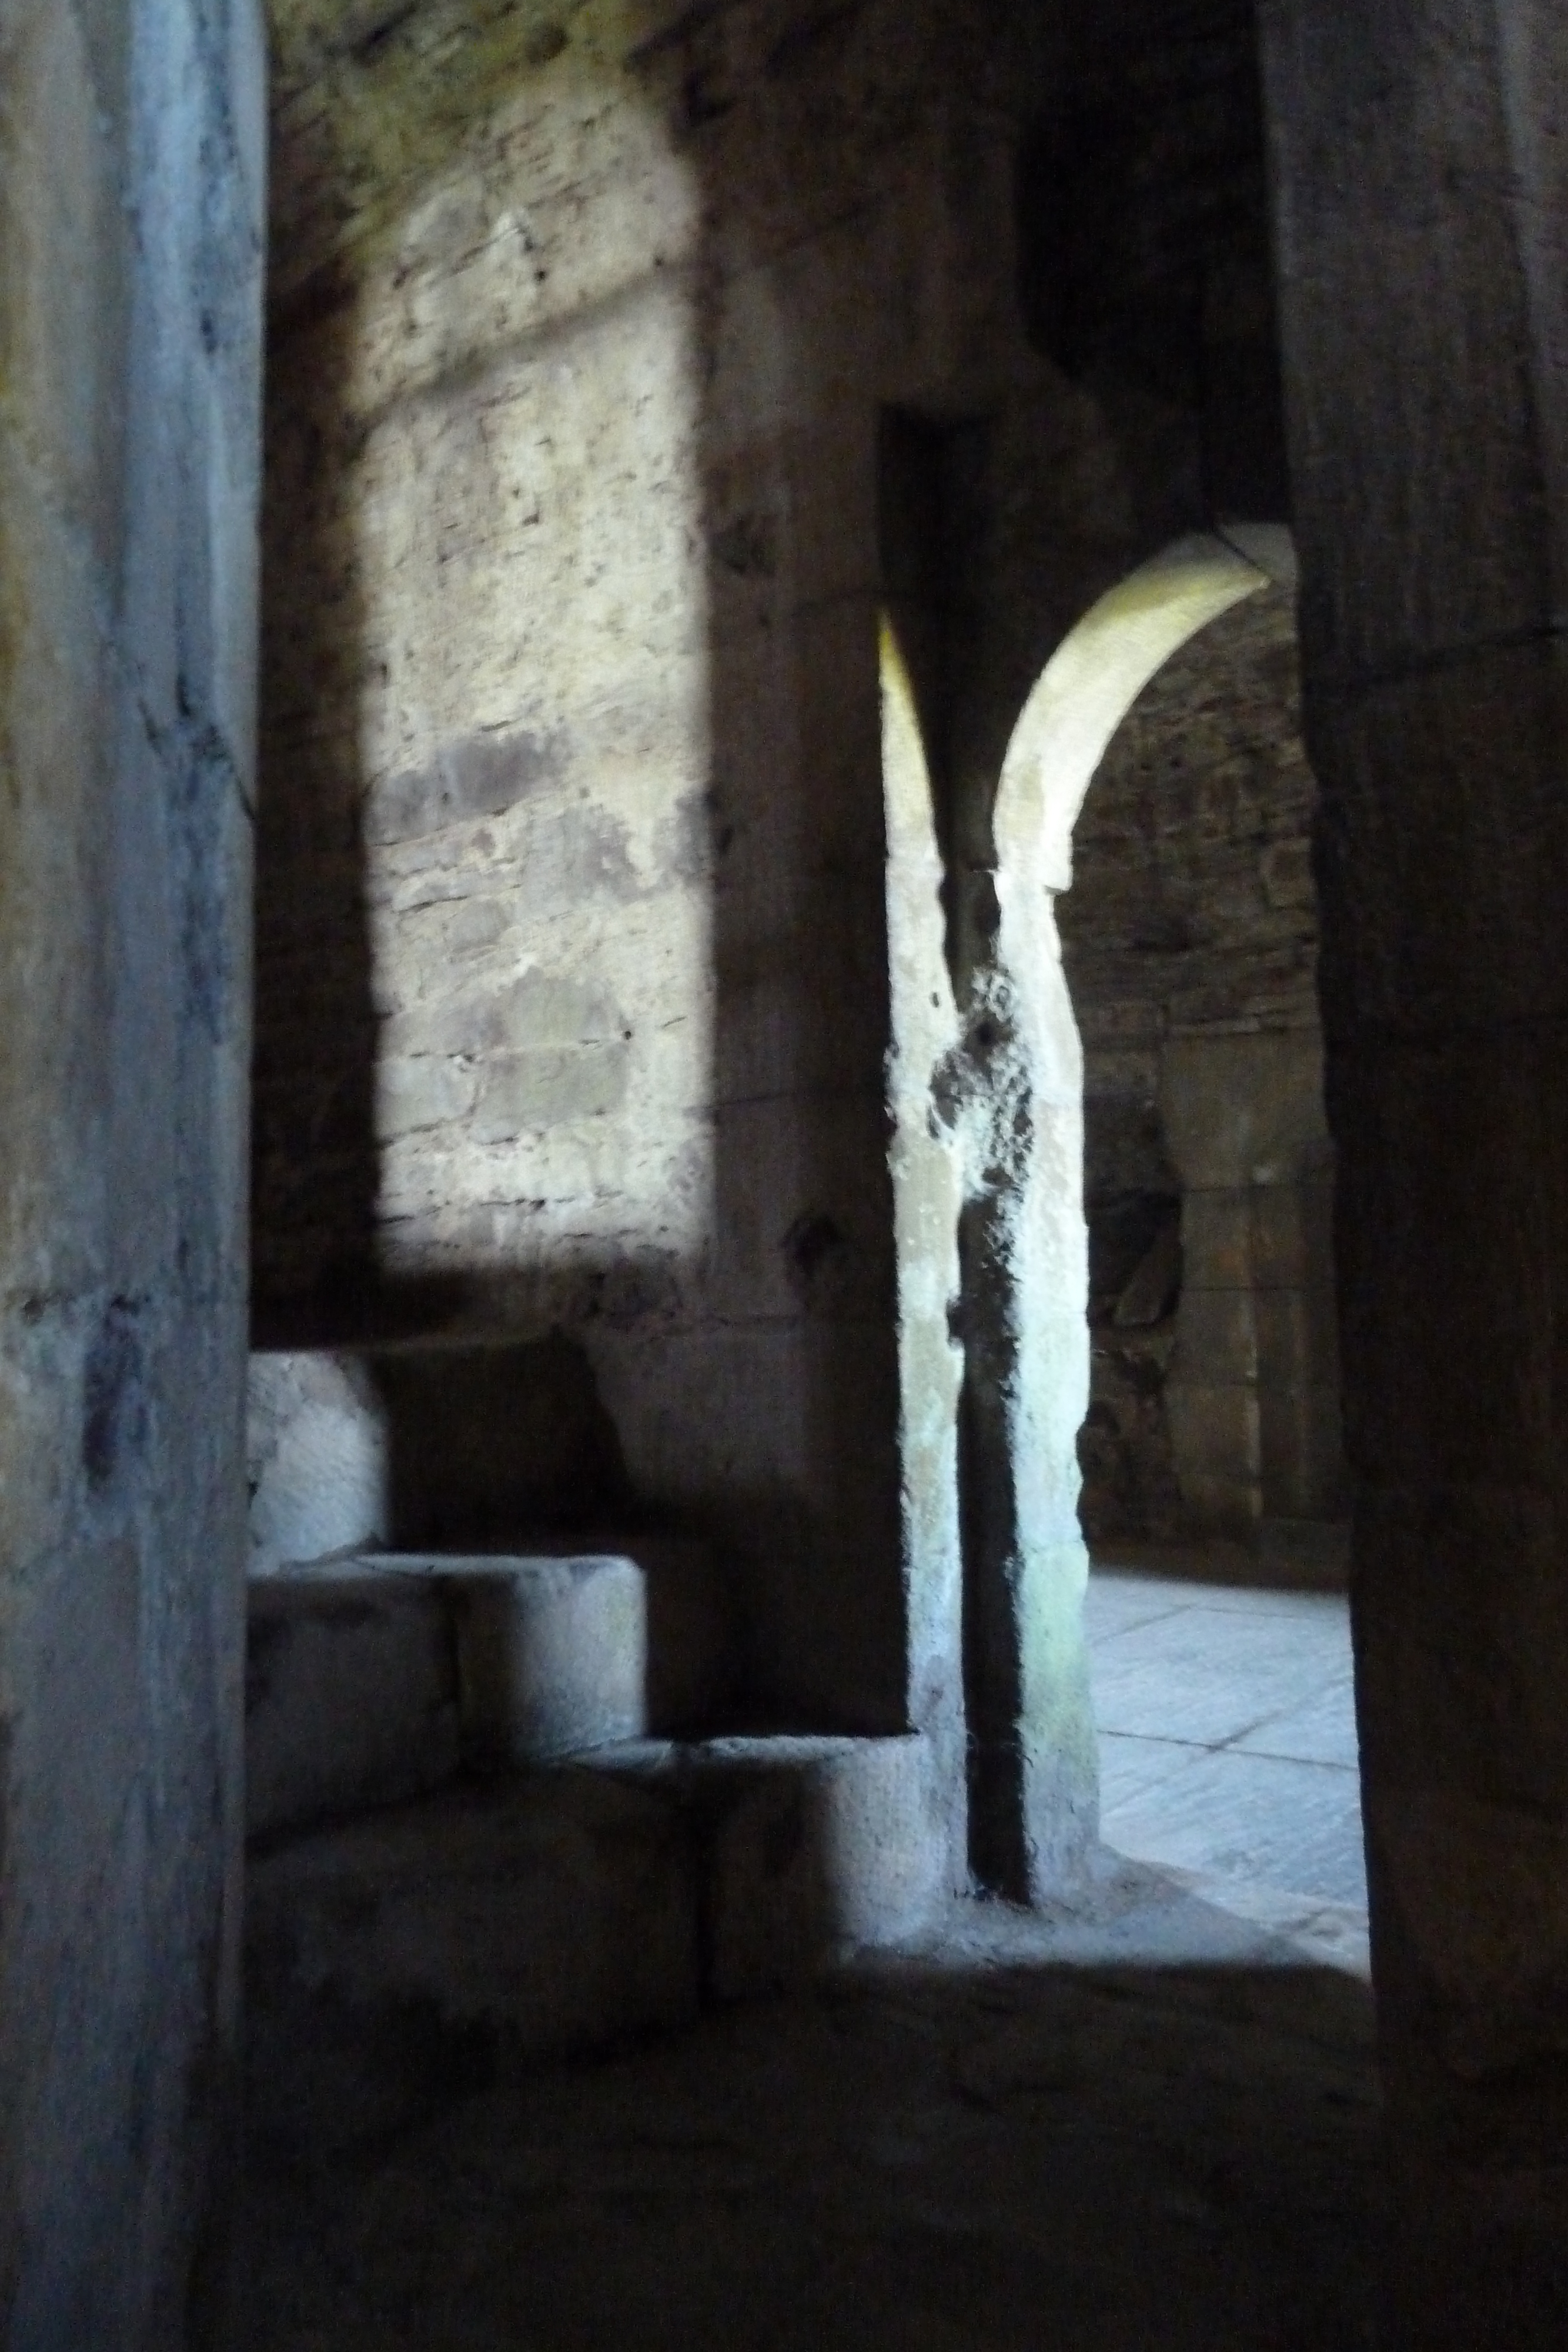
[254,0,1290,1880]
[258,3,1024,1758]
[1060,582,1346,1548]
[0,1,264,2341]
[1263,4,1568,2333]
[258,0,924,1736]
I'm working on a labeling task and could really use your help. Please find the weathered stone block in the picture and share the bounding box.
[365,728,565,847]
[1162,1031,1330,1191]
[1253,1287,1313,1402]
[249,1543,737,1825]
[245,1770,700,2157]
[1172,1287,1260,1386]
[590,1732,944,1999]
[1250,1179,1328,1291]
[1165,1384,1262,1537]
[374,1054,479,1143]
[249,1351,389,1571]
[444,1554,646,1765]
[246,1570,460,1841]
[1179,1187,1253,1290]
[1257,1378,1347,1525]
[698,1735,942,1998]
[1260,834,1315,909]
[382,970,623,1063]
[473,1041,630,1140]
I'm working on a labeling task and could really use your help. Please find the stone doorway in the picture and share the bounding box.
[1057,555,1347,1566]
[884,528,1360,1908]
[1035,533,1359,1923]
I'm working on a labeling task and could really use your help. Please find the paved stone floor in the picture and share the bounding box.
[1088,1564,1366,1912]
[236,1565,1380,2350]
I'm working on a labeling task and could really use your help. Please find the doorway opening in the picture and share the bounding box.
[1028,533,1362,1929]
[884,526,1366,1930]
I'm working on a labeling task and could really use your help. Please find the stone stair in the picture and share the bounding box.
[245,1364,944,2157]
[246,1545,734,1838]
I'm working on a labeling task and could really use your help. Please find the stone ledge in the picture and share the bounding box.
[248,1545,734,1839]
[246,1733,941,2157]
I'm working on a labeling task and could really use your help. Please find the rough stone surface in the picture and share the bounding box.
[252,0,1296,1897]
[703,1735,946,1998]
[1262,2,1568,2337]
[247,1348,741,1729]
[0,0,264,2341]
[597,1732,947,2000]
[246,1570,461,1840]
[248,1351,389,1572]
[245,1768,701,2160]
[234,1879,1381,2352]
[14,1,1568,2341]
[246,1732,939,2154]
[451,1554,650,1763]
[247,1546,737,1836]
[461,1548,738,1756]
[253,0,936,1743]
[913,531,1300,1899]
[1058,587,1345,1548]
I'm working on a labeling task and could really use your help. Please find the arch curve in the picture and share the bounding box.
[994,526,1295,901]
[882,522,1303,1902]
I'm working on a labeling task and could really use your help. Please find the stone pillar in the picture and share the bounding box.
[0,2,263,2343]
[939,532,1285,1899]
[1262,4,1568,2338]
[1161,1031,1343,1541]
[941,931,1100,1903]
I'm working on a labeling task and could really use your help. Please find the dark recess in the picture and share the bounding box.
[1016,0,1289,525]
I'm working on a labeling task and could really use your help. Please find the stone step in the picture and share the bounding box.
[247,1548,733,1841]
[245,1766,699,2160]
[247,1566,460,1842]
[245,1733,940,2160]
[586,1735,946,2003]
[247,1341,655,1567]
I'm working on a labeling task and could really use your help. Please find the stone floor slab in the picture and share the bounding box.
[1091,1603,1349,1749]
[1088,1567,1365,1912]
[1101,1747,1368,1908]
[1232,1673,1360,1769]
[1096,1730,1205,1811]
[1082,1576,1188,1646]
